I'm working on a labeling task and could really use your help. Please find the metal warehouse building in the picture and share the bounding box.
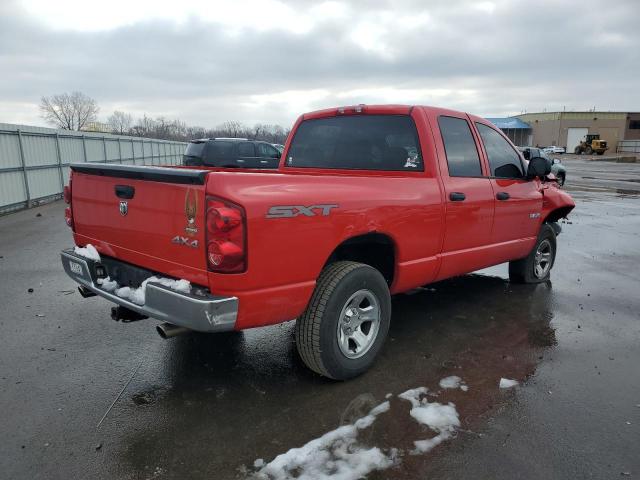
[514,111,640,153]
[485,117,532,147]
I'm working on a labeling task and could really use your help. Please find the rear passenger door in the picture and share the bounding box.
[434,115,496,278]
[236,142,259,167]
[474,122,543,249]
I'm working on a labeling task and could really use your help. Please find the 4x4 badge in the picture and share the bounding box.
[184,189,198,235]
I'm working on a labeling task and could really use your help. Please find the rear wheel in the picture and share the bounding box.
[295,261,391,380]
[509,224,557,283]
[585,146,593,155]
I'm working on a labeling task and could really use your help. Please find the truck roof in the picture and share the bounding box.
[299,104,479,121]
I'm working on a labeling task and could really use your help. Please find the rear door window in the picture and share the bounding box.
[438,116,483,177]
[204,141,234,165]
[476,123,524,178]
[238,142,255,157]
[286,115,423,171]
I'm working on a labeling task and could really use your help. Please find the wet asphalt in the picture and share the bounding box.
[1,159,639,480]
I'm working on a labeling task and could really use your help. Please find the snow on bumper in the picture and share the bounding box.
[60,249,238,332]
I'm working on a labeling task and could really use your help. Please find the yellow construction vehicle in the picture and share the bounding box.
[574,134,608,155]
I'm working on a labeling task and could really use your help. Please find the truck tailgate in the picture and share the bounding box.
[70,164,209,279]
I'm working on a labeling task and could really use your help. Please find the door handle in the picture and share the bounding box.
[496,192,510,201]
[449,192,466,202]
[115,185,135,199]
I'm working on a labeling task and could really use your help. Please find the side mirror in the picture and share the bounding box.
[527,156,551,179]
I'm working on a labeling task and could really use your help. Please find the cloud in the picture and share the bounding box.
[1,0,638,129]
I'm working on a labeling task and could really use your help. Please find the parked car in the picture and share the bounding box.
[542,145,565,154]
[519,147,567,186]
[61,105,575,380]
[183,138,281,168]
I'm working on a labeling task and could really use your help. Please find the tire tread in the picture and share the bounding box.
[295,261,364,378]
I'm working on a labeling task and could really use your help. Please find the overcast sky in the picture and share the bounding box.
[1,0,638,129]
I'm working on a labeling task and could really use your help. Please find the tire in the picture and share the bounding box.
[574,146,581,154]
[295,261,391,380]
[509,224,557,284]
[557,173,565,186]
[585,146,593,155]
[597,151,604,156]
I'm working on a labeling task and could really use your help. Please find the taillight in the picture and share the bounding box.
[206,197,246,273]
[63,179,73,228]
[64,207,73,228]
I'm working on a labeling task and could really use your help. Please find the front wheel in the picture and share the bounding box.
[509,224,557,283]
[295,261,391,380]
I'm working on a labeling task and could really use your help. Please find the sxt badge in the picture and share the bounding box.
[266,204,338,219]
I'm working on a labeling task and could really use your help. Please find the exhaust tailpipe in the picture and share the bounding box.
[156,322,190,339]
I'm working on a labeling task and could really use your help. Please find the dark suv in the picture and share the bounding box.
[183,138,281,168]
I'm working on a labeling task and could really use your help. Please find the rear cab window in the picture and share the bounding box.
[286,115,423,171]
[475,123,525,178]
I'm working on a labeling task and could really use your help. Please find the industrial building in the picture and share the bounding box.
[488,111,640,153]
[485,117,532,147]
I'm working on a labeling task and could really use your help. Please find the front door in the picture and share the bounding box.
[474,121,543,260]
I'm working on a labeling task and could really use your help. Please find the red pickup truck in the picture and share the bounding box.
[61,105,574,380]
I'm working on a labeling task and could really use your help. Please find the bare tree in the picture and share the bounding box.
[219,121,247,138]
[107,110,133,134]
[39,91,99,130]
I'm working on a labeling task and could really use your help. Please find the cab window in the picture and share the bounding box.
[438,116,483,177]
[476,123,524,178]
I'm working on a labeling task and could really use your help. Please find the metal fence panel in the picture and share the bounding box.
[22,134,58,167]
[106,139,120,162]
[59,136,85,163]
[0,123,186,214]
[0,170,28,210]
[0,133,22,169]
[85,138,105,162]
[618,140,640,154]
[26,167,61,198]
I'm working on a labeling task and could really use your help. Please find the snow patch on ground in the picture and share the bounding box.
[97,275,191,305]
[73,244,100,262]
[499,378,519,389]
[399,386,461,454]
[251,401,395,480]
[438,375,469,391]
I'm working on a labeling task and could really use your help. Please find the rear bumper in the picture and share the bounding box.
[60,249,238,332]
